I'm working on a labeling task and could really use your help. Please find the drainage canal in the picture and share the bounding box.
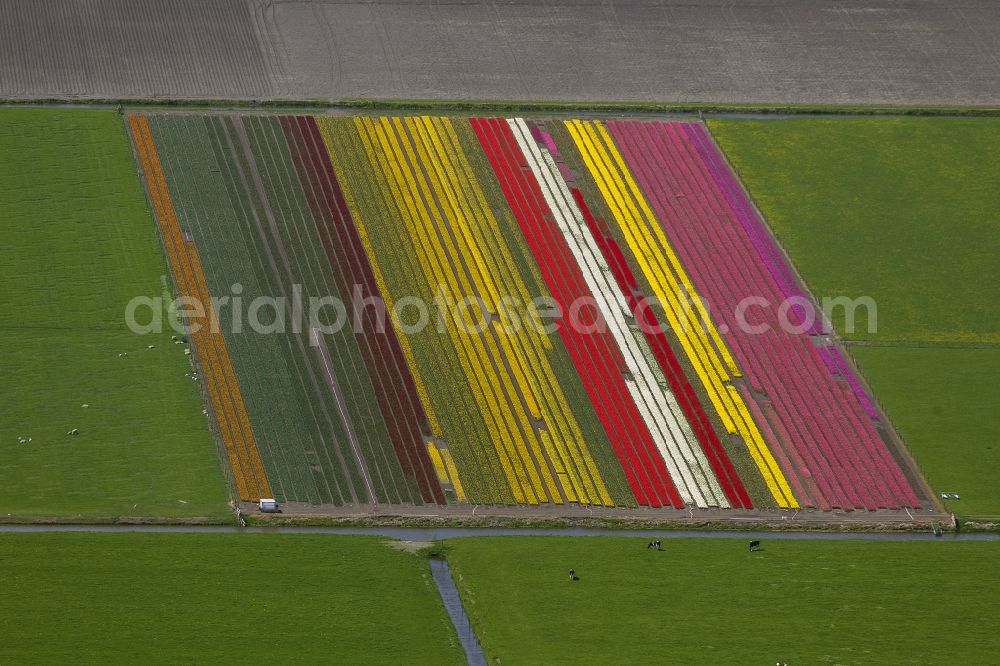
[429,557,487,666]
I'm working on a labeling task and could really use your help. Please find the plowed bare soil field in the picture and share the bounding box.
[1,0,998,105]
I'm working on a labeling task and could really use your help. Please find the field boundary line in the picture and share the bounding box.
[5,98,1000,117]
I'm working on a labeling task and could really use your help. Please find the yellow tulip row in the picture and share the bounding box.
[407,114,564,503]
[382,120,544,504]
[423,119,553,354]
[439,448,467,502]
[426,441,468,502]
[407,115,615,507]
[319,117,517,503]
[354,116,547,504]
[427,440,448,481]
[565,120,798,509]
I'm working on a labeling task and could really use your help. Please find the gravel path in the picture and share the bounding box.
[2,0,998,104]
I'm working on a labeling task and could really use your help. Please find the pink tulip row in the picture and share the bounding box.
[683,123,879,422]
[606,119,919,510]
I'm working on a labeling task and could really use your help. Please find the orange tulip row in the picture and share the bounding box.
[129,115,272,502]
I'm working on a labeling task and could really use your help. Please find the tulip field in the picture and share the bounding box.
[128,113,931,514]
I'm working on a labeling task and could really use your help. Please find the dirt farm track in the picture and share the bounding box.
[2,0,998,105]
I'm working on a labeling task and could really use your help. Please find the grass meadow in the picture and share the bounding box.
[447,535,999,665]
[0,109,227,519]
[0,533,463,664]
[851,346,1000,518]
[709,117,1000,344]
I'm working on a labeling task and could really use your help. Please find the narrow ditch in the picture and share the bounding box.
[429,558,487,666]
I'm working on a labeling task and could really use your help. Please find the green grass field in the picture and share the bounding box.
[708,117,1000,344]
[851,347,1000,518]
[0,108,227,519]
[0,533,463,664]
[447,536,999,665]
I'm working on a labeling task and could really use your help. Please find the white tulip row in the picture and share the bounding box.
[507,118,728,508]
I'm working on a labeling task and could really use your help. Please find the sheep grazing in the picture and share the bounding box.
[67,428,80,436]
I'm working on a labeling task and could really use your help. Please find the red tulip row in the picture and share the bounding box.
[471,115,683,508]
[569,187,752,509]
